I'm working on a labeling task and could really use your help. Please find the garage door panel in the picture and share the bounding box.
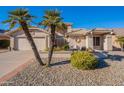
[18,37,46,50]
[18,38,31,50]
[34,38,46,50]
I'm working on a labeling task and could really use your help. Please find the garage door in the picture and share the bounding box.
[18,37,46,50]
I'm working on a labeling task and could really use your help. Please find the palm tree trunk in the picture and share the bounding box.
[47,24,56,66]
[19,21,44,65]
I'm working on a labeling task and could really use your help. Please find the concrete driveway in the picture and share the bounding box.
[0,51,34,81]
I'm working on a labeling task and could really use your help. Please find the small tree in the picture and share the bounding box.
[40,9,67,66]
[116,36,124,51]
[3,8,44,65]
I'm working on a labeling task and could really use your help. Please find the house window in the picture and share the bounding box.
[93,37,100,46]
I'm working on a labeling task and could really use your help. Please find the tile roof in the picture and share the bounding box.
[64,22,72,26]
[4,27,49,36]
[92,28,113,31]
[66,28,90,36]
[112,28,124,36]
[0,33,10,40]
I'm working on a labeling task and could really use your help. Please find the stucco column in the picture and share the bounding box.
[10,37,14,50]
[86,34,93,49]
[104,34,112,51]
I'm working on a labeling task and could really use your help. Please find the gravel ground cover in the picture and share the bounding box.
[1,57,124,86]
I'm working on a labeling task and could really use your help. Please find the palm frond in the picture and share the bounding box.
[116,36,124,46]
[41,9,67,34]
[2,19,13,24]
[3,8,35,30]
[8,8,28,17]
[9,21,17,30]
[44,10,60,17]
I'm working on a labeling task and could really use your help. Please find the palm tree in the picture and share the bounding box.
[3,8,44,65]
[40,9,67,66]
[116,36,124,51]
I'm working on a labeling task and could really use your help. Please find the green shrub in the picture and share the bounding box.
[45,44,70,51]
[71,51,98,70]
[63,44,69,50]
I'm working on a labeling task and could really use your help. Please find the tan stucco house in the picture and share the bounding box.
[5,23,124,51]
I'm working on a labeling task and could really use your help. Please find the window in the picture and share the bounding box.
[93,37,100,46]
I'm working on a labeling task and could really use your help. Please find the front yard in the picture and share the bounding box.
[2,51,124,86]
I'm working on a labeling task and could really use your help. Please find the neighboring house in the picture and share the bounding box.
[0,34,10,40]
[0,33,10,49]
[4,23,124,51]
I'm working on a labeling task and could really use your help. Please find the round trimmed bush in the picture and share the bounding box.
[71,51,98,70]
[63,44,69,51]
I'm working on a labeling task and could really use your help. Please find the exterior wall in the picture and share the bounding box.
[67,25,72,32]
[86,34,93,49]
[103,34,112,51]
[67,36,86,49]
[112,35,121,50]
[10,37,14,50]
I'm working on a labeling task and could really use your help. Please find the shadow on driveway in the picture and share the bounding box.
[97,58,110,69]
[108,54,124,62]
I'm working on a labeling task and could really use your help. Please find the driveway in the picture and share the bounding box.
[0,51,33,80]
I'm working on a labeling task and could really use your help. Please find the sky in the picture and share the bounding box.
[0,6,124,32]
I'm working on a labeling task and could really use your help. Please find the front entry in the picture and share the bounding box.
[93,36,102,50]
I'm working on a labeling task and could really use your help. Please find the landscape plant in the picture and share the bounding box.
[116,36,124,51]
[71,51,98,70]
[63,44,69,51]
[40,9,67,66]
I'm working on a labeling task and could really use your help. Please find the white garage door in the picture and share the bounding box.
[18,37,46,50]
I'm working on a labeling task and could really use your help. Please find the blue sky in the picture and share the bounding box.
[0,6,124,31]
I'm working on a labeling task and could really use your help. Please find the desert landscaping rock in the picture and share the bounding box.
[1,58,124,86]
